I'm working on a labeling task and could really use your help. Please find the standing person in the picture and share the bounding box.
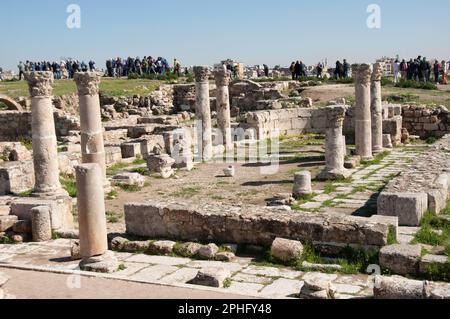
[294,61,301,80]
[426,58,432,82]
[290,61,296,80]
[89,60,96,72]
[343,59,350,78]
[400,59,408,79]
[17,61,25,80]
[335,61,342,79]
[106,59,113,77]
[433,60,441,83]
[419,57,427,82]
[441,60,448,84]
[116,58,123,78]
[173,58,181,77]
[263,64,269,77]
[407,59,414,80]
[316,63,323,78]
[393,59,400,83]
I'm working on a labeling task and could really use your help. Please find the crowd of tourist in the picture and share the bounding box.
[289,61,308,80]
[105,56,183,78]
[393,57,448,84]
[17,60,96,80]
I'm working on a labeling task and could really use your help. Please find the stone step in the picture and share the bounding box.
[0,206,10,216]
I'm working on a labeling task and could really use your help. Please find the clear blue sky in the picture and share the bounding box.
[1,0,449,71]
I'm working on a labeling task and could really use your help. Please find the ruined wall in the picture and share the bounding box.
[402,105,450,138]
[0,111,79,141]
[125,200,392,247]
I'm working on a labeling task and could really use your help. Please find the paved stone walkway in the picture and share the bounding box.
[298,147,425,218]
[0,239,373,299]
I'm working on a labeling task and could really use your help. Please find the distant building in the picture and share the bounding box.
[376,57,396,75]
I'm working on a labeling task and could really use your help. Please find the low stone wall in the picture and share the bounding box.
[125,200,394,248]
[378,134,450,226]
[239,108,329,139]
[0,111,79,141]
[402,105,450,138]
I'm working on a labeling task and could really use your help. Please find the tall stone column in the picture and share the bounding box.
[371,63,384,154]
[353,64,373,160]
[75,164,108,258]
[214,68,233,150]
[74,72,108,186]
[194,66,213,161]
[318,105,350,180]
[25,72,67,197]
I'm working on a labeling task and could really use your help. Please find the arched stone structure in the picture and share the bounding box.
[0,94,23,111]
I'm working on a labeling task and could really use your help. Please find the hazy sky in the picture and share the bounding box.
[1,0,449,71]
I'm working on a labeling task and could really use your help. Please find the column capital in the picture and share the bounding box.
[352,64,372,84]
[74,72,102,96]
[326,105,346,128]
[25,72,54,97]
[193,66,210,82]
[372,62,383,81]
[214,69,231,86]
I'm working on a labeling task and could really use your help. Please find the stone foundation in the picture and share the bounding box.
[125,200,394,248]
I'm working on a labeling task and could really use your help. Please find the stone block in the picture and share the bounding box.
[271,238,304,264]
[10,196,73,230]
[373,275,424,299]
[105,147,123,165]
[0,215,18,232]
[111,172,146,187]
[379,244,421,276]
[378,192,428,226]
[189,267,231,288]
[0,161,34,195]
[121,142,141,159]
[419,254,449,274]
[12,220,31,233]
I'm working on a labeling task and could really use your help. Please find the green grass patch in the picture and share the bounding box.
[413,211,450,247]
[361,151,391,166]
[107,189,118,200]
[106,162,130,176]
[387,225,398,245]
[117,264,127,271]
[60,175,77,198]
[395,79,438,90]
[106,211,120,223]
[323,183,338,195]
[18,190,33,197]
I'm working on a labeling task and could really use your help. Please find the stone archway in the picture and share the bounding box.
[0,94,23,111]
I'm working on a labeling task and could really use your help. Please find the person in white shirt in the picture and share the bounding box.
[393,59,400,83]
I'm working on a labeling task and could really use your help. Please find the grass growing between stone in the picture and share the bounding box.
[106,163,130,176]
[413,210,450,248]
[360,151,391,167]
[60,175,77,198]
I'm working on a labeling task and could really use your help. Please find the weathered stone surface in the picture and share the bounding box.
[174,242,202,257]
[79,250,119,273]
[122,240,151,253]
[373,275,424,299]
[215,252,236,262]
[125,201,392,247]
[111,172,145,187]
[70,240,81,260]
[121,143,141,159]
[110,236,129,251]
[424,281,450,299]
[198,243,219,260]
[378,192,428,227]
[147,154,175,179]
[301,261,342,272]
[271,238,303,264]
[12,220,31,234]
[0,215,18,232]
[0,161,34,195]
[0,272,10,288]
[292,171,312,199]
[419,254,449,274]
[300,272,337,299]
[147,240,176,255]
[379,244,421,276]
[30,206,52,242]
[189,267,231,288]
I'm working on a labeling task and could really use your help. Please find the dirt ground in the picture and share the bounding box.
[105,144,326,233]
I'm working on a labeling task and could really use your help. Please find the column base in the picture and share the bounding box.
[79,251,118,273]
[317,168,351,181]
[372,147,384,155]
[361,155,374,161]
[31,188,69,199]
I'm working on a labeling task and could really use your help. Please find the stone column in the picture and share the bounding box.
[214,68,233,150]
[74,72,108,187]
[30,206,52,242]
[25,72,67,197]
[371,63,384,154]
[194,66,213,161]
[75,164,108,258]
[293,171,312,199]
[353,64,373,160]
[318,106,350,180]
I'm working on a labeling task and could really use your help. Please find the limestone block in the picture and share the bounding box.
[271,238,304,264]
[111,172,145,187]
[378,192,428,226]
[10,196,73,230]
[105,147,122,165]
[419,254,449,274]
[379,244,421,276]
[189,267,231,288]
[121,142,141,159]
[174,242,202,257]
[198,243,219,260]
[147,240,176,255]
[0,161,35,195]
[373,275,424,299]
[0,215,18,232]
[12,220,31,233]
